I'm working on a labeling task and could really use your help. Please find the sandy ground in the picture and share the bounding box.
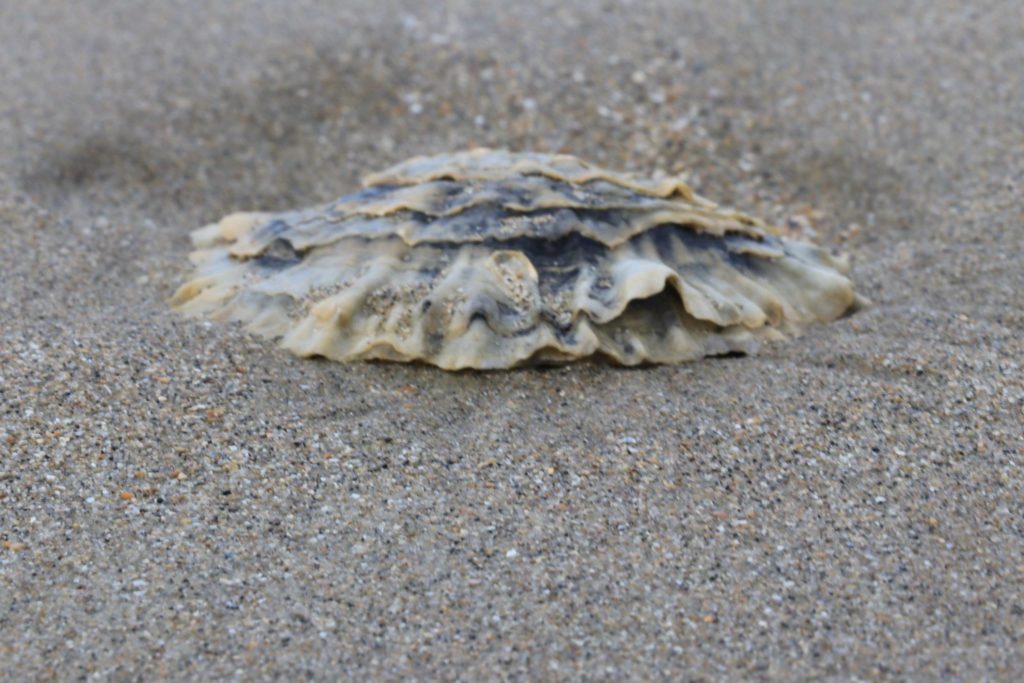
[1,1,1022,680]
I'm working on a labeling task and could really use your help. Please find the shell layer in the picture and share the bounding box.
[172,149,861,369]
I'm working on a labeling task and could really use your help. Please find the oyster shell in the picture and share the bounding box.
[172,149,862,369]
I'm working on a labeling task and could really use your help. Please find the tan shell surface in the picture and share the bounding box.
[362,148,704,199]
[172,149,862,369]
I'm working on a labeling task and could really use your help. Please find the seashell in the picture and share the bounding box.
[172,149,864,369]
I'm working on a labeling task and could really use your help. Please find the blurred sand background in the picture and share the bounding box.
[1,1,1022,679]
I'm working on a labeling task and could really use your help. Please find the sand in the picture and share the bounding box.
[1,1,1022,680]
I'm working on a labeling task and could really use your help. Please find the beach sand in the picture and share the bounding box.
[2,1,1022,679]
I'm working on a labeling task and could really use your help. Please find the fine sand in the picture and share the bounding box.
[2,1,1022,680]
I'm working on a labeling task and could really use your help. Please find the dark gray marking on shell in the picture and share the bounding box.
[254,238,303,270]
